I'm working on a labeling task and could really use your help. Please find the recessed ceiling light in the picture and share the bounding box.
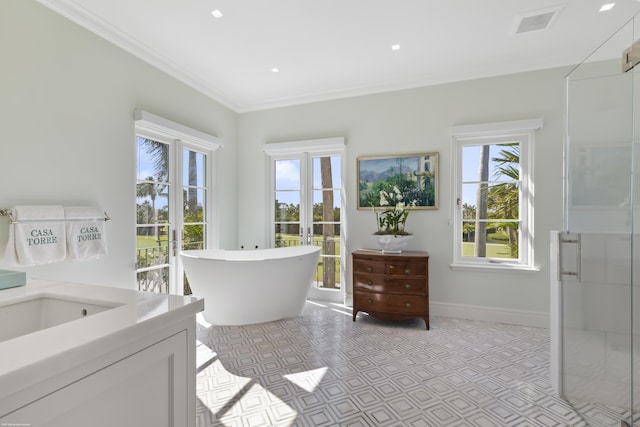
[271,68,280,73]
[599,3,615,11]
[211,9,223,18]
[391,44,401,51]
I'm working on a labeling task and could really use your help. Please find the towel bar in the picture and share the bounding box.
[0,209,111,224]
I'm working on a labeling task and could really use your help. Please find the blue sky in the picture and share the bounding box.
[461,144,519,207]
[275,157,341,207]
[136,139,207,211]
[137,141,518,211]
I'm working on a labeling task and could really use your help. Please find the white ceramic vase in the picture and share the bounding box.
[373,234,413,253]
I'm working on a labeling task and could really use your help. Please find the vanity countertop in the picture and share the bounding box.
[0,279,204,403]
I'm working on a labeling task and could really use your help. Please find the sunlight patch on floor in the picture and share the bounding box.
[197,358,252,414]
[283,367,328,393]
[330,308,353,317]
[196,342,299,426]
[305,300,328,308]
[196,312,212,328]
[308,300,352,317]
[196,339,217,369]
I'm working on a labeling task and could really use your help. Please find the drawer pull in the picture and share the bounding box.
[404,267,411,274]
[367,280,372,286]
[366,266,373,272]
[367,298,373,304]
[404,283,411,289]
[405,302,412,308]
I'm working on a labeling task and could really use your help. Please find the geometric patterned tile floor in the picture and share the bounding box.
[195,301,631,427]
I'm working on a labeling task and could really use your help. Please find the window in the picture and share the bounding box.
[134,110,222,294]
[451,119,542,271]
[264,137,345,303]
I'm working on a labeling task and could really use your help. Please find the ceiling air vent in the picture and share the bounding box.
[512,4,566,34]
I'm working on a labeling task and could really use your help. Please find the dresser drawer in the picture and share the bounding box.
[354,273,426,295]
[353,259,386,274]
[355,291,427,315]
[386,261,427,276]
[352,250,430,329]
[354,259,427,277]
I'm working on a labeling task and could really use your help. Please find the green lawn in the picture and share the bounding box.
[137,233,342,287]
[462,242,512,258]
[277,233,341,287]
[137,235,167,249]
[140,234,511,260]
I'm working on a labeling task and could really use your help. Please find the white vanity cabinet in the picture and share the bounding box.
[0,281,204,427]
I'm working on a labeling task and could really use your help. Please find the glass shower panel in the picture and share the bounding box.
[563,16,636,426]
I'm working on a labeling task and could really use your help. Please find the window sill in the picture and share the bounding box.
[450,262,540,273]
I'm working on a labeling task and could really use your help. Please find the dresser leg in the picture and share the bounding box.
[352,310,358,322]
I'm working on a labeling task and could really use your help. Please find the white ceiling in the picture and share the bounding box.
[38,0,640,112]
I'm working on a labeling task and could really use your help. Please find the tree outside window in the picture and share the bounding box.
[453,120,539,270]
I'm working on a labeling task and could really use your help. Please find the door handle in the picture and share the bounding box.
[172,229,178,257]
[558,232,581,282]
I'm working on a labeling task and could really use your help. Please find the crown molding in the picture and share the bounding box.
[36,0,240,112]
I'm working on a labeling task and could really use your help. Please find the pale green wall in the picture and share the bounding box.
[2,0,567,317]
[238,68,568,316]
[0,0,238,288]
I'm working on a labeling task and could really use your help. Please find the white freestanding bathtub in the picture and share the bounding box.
[180,246,321,325]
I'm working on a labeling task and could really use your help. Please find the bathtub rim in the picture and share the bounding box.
[180,245,321,262]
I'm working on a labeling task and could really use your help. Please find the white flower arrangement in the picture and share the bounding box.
[372,186,417,236]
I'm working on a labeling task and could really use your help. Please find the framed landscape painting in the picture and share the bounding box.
[357,152,439,210]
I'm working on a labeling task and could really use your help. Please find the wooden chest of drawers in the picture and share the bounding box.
[352,250,429,330]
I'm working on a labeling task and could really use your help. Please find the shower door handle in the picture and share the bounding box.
[558,232,581,283]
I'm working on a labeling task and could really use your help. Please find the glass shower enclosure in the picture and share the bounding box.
[557,13,640,427]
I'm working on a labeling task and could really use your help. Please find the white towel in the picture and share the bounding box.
[5,205,67,266]
[64,206,108,261]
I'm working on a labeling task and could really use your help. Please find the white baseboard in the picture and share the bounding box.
[430,300,549,328]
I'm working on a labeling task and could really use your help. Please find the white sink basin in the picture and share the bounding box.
[0,296,122,343]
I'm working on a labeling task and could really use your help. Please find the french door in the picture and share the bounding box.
[268,139,345,302]
[135,137,213,295]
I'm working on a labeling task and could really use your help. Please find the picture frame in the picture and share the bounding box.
[357,152,439,210]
